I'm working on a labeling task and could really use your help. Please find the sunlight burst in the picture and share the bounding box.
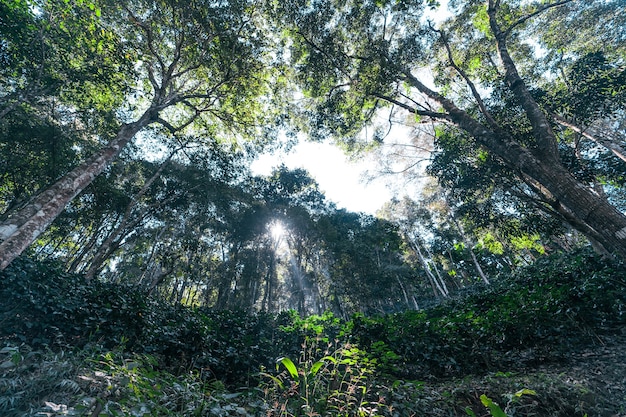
[269,220,286,241]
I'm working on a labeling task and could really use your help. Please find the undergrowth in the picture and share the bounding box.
[0,248,624,416]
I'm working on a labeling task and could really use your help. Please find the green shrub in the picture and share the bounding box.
[2,249,624,387]
[261,338,381,416]
[346,248,626,379]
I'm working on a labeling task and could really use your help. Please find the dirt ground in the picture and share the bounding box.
[548,332,626,416]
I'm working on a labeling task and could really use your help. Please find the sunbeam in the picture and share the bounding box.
[269,220,286,242]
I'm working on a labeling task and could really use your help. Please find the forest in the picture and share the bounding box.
[0,0,625,415]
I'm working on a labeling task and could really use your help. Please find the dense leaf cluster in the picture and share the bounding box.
[2,249,624,390]
[0,263,293,388]
[349,249,626,379]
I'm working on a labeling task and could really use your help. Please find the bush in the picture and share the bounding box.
[1,249,624,386]
[346,248,626,379]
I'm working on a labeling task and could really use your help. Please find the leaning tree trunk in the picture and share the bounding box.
[398,2,626,259]
[451,91,626,257]
[486,1,626,257]
[450,215,490,285]
[409,238,448,297]
[0,109,156,270]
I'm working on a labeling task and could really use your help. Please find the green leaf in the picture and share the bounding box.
[277,357,299,382]
[480,394,507,417]
[309,360,325,376]
[468,56,482,72]
[465,406,478,417]
[472,5,491,37]
[514,388,536,397]
[260,372,284,389]
[308,356,337,377]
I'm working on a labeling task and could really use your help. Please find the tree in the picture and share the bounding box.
[0,0,131,219]
[0,0,130,119]
[0,0,277,269]
[270,0,626,257]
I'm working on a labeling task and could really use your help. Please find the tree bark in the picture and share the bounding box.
[484,1,626,257]
[450,215,490,285]
[408,237,448,297]
[0,109,156,270]
[83,150,178,280]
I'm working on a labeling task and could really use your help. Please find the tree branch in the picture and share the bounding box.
[553,114,626,163]
[505,0,575,36]
[126,7,166,75]
[295,30,355,81]
[430,23,499,128]
[372,93,452,121]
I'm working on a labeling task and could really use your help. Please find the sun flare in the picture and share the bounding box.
[269,221,286,241]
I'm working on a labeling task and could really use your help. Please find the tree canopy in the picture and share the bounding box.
[0,0,280,269]
[0,0,625,315]
[2,2,626,415]
[268,0,626,257]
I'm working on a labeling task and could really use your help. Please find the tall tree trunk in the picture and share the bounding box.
[138,228,166,286]
[395,275,417,310]
[0,109,156,270]
[146,265,172,297]
[176,280,188,304]
[408,237,448,297]
[450,215,490,285]
[390,2,626,259]
[262,253,276,312]
[67,218,112,273]
[487,1,626,257]
[403,70,626,259]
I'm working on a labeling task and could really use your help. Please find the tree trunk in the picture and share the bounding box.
[450,215,490,285]
[487,1,626,257]
[262,253,276,312]
[84,151,176,280]
[409,237,448,297]
[395,275,417,310]
[404,68,626,259]
[0,109,156,270]
[138,228,166,286]
[67,218,112,273]
[392,2,626,259]
[473,114,626,257]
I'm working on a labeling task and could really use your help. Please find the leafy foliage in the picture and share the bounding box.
[1,249,626,415]
[348,249,626,379]
[262,340,379,416]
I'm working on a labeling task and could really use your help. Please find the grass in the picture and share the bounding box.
[3,341,624,416]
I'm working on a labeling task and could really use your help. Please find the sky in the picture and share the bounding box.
[251,141,393,214]
[251,2,451,215]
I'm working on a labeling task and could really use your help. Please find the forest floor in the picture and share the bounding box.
[441,330,626,417]
[2,321,626,417]
[3,331,625,417]
[537,331,626,416]
[552,332,626,404]
[3,252,626,416]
